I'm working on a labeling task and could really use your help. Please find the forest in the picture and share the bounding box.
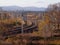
[0,3,60,45]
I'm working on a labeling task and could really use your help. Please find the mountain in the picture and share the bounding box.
[23,7,46,11]
[1,6,46,11]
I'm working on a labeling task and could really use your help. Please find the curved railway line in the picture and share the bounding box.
[2,22,38,36]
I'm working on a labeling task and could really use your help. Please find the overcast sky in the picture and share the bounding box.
[0,0,60,7]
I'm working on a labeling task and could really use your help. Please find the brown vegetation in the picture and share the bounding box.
[0,3,60,45]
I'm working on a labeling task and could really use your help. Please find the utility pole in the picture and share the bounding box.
[21,9,24,45]
[21,10,24,35]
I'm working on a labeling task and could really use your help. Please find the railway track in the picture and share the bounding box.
[2,22,38,36]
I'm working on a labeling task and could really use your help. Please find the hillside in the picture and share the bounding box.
[1,6,46,11]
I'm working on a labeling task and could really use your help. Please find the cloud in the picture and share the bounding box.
[36,1,45,4]
[0,0,60,7]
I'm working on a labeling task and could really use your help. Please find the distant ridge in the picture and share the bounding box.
[0,6,46,11]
